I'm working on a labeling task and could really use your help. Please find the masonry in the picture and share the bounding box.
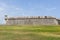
[5,15,59,25]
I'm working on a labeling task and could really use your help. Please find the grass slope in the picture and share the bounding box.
[0,25,60,40]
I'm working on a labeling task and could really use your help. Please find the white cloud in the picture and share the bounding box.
[0,2,25,24]
[0,2,24,15]
[46,7,56,11]
[0,7,4,11]
[16,8,20,10]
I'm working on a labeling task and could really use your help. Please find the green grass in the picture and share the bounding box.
[0,25,60,40]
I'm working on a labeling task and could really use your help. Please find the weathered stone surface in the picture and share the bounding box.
[5,16,59,25]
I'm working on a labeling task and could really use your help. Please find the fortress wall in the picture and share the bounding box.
[29,18,57,25]
[6,18,58,25]
[5,15,59,25]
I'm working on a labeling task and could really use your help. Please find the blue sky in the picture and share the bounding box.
[0,0,60,24]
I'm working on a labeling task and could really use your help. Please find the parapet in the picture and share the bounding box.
[5,15,56,20]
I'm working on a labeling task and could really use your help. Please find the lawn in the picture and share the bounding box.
[0,25,60,40]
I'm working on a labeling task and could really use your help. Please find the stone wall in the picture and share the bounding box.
[5,18,58,25]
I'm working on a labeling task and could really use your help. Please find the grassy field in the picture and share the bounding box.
[0,25,60,40]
